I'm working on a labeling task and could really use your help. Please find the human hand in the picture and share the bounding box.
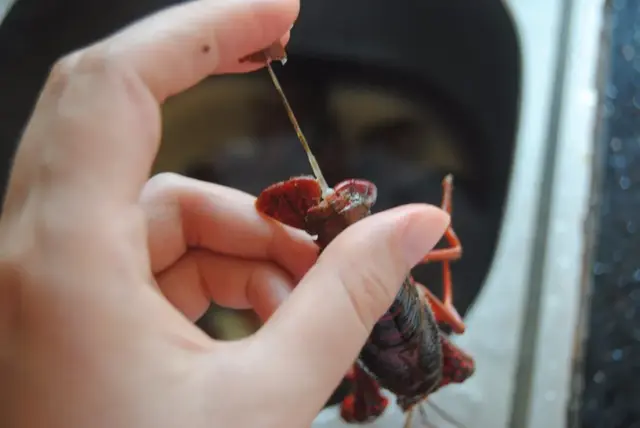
[0,1,450,427]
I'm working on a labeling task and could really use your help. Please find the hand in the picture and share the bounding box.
[0,1,450,427]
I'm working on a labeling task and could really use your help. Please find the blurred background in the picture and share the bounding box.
[0,0,633,427]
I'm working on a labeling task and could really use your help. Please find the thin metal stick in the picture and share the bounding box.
[263,53,331,196]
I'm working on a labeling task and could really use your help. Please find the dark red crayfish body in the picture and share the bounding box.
[438,335,475,390]
[340,365,388,423]
[256,176,444,408]
[358,279,442,410]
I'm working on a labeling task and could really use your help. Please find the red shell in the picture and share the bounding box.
[255,176,322,230]
[340,365,388,423]
[255,177,378,230]
[437,335,476,389]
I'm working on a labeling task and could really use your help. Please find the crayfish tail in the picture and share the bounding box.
[340,365,388,423]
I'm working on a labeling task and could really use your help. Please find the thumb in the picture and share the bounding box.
[255,204,449,415]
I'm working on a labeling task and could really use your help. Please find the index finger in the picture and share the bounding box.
[5,0,298,212]
[101,0,298,100]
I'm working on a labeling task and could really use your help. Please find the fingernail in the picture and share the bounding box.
[400,206,450,267]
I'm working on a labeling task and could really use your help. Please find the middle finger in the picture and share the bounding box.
[156,249,294,321]
[141,173,318,279]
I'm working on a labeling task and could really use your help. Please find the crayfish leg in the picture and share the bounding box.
[420,175,461,259]
[403,409,414,428]
[340,364,388,423]
[415,280,465,334]
[255,176,322,230]
[407,399,466,428]
[404,406,438,428]
[415,174,465,334]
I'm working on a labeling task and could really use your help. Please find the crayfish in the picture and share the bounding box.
[245,43,476,427]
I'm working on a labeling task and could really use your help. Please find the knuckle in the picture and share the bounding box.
[47,44,128,96]
[141,172,185,201]
[47,51,82,94]
[49,48,92,82]
[59,45,118,74]
[49,50,82,80]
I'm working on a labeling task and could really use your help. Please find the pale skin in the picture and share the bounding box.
[0,0,450,427]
